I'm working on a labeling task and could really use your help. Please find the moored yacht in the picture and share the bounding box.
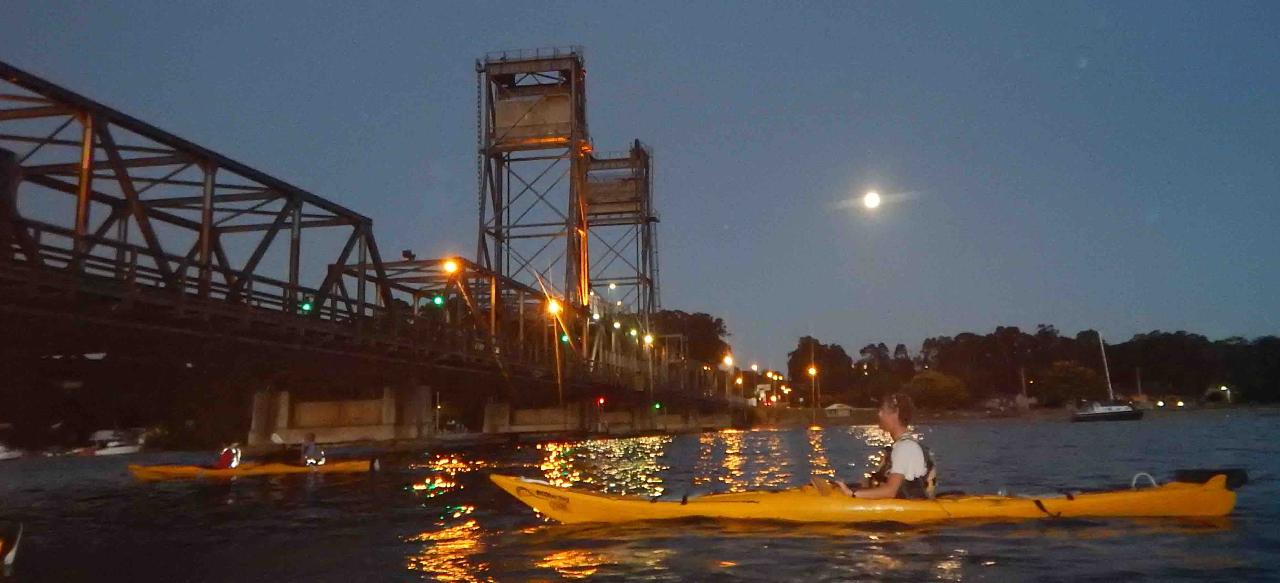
[1072,400,1144,422]
[1071,331,1144,423]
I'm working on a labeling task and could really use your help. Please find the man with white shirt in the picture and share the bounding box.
[837,392,936,499]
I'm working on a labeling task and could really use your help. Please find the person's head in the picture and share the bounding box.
[877,393,915,434]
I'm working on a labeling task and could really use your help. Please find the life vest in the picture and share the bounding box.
[301,442,325,467]
[215,446,242,469]
[867,435,937,499]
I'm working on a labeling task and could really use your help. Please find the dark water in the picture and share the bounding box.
[2,409,1277,582]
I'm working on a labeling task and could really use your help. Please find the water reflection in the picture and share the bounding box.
[535,549,606,579]
[538,436,670,496]
[748,430,792,488]
[404,519,489,582]
[407,453,488,501]
[848,424,891,484]
[933,550,965,582]
[692,431,719,487]
[720,429,746,491]
[807,427,835,478]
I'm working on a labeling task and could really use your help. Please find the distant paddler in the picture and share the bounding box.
[300,432,326,466]
[213,442,242,470]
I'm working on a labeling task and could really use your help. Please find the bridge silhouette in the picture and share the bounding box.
[0,53,737,440]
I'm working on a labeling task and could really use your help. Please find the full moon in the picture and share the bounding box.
[863,191,881,209]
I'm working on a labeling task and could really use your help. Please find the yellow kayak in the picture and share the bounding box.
[129,459,377,481]
[490,472,1238,525]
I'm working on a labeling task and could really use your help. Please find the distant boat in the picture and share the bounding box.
[81,429,144,456]
[0,444,22,461]
[1073,401,1144,422]
[1072,332,1144,423]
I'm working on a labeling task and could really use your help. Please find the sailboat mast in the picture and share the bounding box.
[1098,332,1114,401]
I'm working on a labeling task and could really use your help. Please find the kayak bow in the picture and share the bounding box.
[490,472,1238,525]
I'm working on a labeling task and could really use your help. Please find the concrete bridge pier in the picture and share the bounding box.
[247,384,435,445]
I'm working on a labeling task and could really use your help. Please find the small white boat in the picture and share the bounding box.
[0,445,22,461]
[1072,401,1144,422]
[85,429,144,456]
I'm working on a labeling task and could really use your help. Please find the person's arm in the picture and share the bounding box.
[849,473,903,499]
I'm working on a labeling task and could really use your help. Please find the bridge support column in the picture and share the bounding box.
[247,387,289,446]
[393,385,433,439]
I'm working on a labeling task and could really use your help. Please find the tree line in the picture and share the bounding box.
[784,325,1280,408]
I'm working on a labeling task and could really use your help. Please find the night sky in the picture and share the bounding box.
[3,2,1277,370]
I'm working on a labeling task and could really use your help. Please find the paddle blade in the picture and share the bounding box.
[1,521,21,572]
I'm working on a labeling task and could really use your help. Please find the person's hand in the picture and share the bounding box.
[836,481,854,497]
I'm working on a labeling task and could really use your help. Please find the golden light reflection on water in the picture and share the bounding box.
[692,431,719,486]
[720,429,746,491]
[746,431,792,489]
[848,424,891,483]
[933,551,965,582]
[408,453,488,500]
[403,452,490,580]
[535,549,606,579]
[411,476,458,498]
[807,427,835,478]
[412,453,490,475]
[404,519,490,582]
[538,436,671,496]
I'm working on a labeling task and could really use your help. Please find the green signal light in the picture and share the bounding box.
[561,334,570,343]
[653,402,662,410]
[432,295,445,307]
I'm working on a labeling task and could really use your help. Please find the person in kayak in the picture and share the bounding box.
[837,392,937,499]
[300,433,325,466]
[213,442,242,469]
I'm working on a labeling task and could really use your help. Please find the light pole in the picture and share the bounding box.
[643,333,655,405]
[723,354,734,399]
[807,365,819,425]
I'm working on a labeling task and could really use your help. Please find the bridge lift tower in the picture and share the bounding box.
[476,47,591,351]
[585,140,660,318]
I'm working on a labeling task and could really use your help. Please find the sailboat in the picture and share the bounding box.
[1072,332,1144,422]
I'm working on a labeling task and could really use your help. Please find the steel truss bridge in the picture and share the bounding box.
[0,56,708,408]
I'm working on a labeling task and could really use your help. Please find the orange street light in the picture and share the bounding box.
[723,355,734,367]
[546,299,562,315]
[442,259,459,274]
[807,366,818,377]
